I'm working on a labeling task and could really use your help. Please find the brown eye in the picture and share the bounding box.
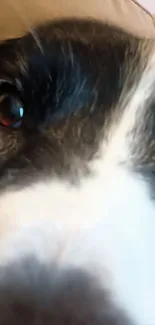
[0,94,24,128]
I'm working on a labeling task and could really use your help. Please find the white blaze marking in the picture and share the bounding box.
[0,52,154,325]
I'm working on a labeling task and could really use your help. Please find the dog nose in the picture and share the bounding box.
[0,257,130,325]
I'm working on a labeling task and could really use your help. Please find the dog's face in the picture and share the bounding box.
[0,18,154,325]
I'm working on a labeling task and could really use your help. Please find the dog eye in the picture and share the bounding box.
[0,94,24,128]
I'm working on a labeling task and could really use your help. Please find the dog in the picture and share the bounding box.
[0,18,154,325]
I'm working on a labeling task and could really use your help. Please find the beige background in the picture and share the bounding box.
[0,0,154,40]
[137,0,155,13]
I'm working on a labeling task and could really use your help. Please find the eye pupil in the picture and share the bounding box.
[0,95,24,128]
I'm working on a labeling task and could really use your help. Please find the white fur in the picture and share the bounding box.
[0,53,155,324]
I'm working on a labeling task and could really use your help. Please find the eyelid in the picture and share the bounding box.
[0,79,13,86]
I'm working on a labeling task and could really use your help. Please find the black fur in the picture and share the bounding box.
[0,257,131,325]
[0,20,139,125]
[0,19,143,189]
